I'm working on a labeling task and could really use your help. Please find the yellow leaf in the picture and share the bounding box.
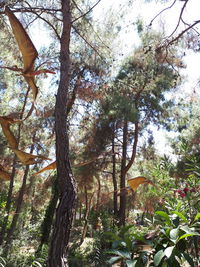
[0,116,20,149]
[5,7,39,101]
[33,161,57,175]
[11,148,51,165]
[128,176,154,192]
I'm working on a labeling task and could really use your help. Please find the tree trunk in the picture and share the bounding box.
[0,156,17,245]
[111,125,118,216]
[119,120,128,225]
[80,186,94,245]
[0,88,30,246]
[4,142,35,254]
[95,175,101,211]
[36,176,59,255]
[47,1,77,266]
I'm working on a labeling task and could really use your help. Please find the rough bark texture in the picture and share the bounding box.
[47,0,77,266]
[119,120,128,225]
[112,126,118,216]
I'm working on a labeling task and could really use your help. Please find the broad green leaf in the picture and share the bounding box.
[172,211,187,223]
[170,228,179,242]
[107,256,121,265]
[154,250,165,266]
[106,249,131,259]
[155,211,171,225]
[179,233,199,241]
[180,225,194,234]
[126,259,137,267]
[164,246,175,258]
[194,212,200,221]
[32,261,43,267]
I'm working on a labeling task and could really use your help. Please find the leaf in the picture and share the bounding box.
[11,148,51,165]
[33,161,56,175]
[5,7,39,101]
[172,211,187,223]
[194,212,200,221]
[155,211,171,225]
[170,228,179,242]
[154,250,165,266]
[126,259,137,267]
[127,176,154,191]
[107,256,121,265]
[31,261,43,267]
[0,116,20,149]
[178,233,199,241]
[5,7,38,73]
[180,225,197,234]
[0,164,11,181]
[164,246,175,258]
[106,249,131,259]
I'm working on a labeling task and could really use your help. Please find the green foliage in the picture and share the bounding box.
[105,225,151,266]
[153,208,199,267]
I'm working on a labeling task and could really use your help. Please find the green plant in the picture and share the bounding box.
[105,225,151,266]
[153,210,200,267]
[0,256,6,267]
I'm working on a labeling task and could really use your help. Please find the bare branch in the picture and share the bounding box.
[72,25,106,62]
[72,0,102,23]
[149,0,177,26]
[163,20,200,48]
[167,0,189,39]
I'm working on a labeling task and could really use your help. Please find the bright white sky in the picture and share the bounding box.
[93,0,200,159]
[30,0,200,160]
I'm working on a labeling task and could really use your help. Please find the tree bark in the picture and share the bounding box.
[47,1,77,266]
[80,186,94,245]
[0,156,17,246]
[119,120,128,225]
[36,176,59,255]
[111,125,118,216]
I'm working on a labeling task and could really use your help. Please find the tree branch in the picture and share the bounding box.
[72,0,102,23]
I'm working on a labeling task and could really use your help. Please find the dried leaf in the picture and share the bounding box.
[5,7,55,102]
[0,116,20,148]
[5,7,38,101]
[33,161,57,175]
[11,148,51,165]
[128,176,154,192]
[0,164,10,181]
[5,6,38,73]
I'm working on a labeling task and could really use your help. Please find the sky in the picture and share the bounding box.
[92,0,200,159]
[28,0,200,160]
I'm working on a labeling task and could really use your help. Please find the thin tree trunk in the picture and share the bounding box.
[36,176,59,255]
[47,1,77,266]
[95,175,101,211]
[0,88,30,246]
[80,187,94,245]
[0,156,17,245]
[119,120,128,225]
[4,142,35,254]
[111,125,118,216]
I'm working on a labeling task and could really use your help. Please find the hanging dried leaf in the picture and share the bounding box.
[4,7,56,103]
[0,116,20,148]
[0,164,10,181]
[11,148,51,165]
[128,176,154,192]
[33,161,57,175]
[5,6,38,101]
